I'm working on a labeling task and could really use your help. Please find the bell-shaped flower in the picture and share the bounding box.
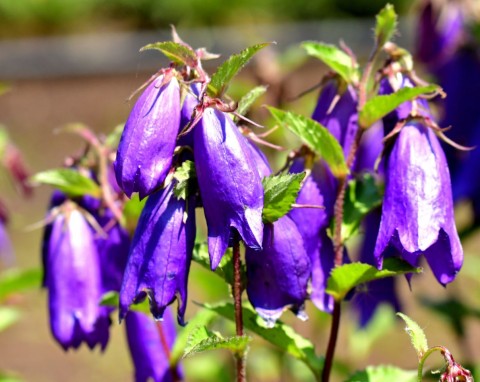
[416,0,464,69]
[374,120,463,285]
[245,215,310,325]
[351,211,401,327]
[44,206,110,350]
[194,108,263,269]
[125,309,182,382]
[288,158,338,312]
[119,182,195,324]
[114,75,181,199]
[312,78,358,157]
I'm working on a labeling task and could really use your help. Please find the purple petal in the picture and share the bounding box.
[312,78,358,156]
[245,215,310,325]
[374,122,463,283]
[46,209,110,351]
[0,221,14,267]
[119,183,195,324]
[194,108,263,269]
[125,309,181,382]
[114,76,181,199]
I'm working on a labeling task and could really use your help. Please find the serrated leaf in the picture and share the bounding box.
[236,86,268,117]
[173,160,197,200]
[205,301,323,378]
[31,168,101,198]
[268,107,348,177]
[0,307,20,332]
[375,4,398,47]
[342,174,383,241]
[397,313,429,359]
[171,309,217,364]
[359,85,438,128]
[262,172,306,223]
[346,365,416,382]
[208,43,270,97]
[140,41,197,67]
[99,291,150,315]
[192,242,242,285]
[183,328,251,358]
[0,268,42,302]
[302,42,359,84]
[326,258,421,302]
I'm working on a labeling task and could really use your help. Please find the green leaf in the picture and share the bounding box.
[183,327,251,358]
[171,309,217,364]
[205,301,323,378]
[397,313,429,359]
[99,291,150,315]
[140,41,197,67]
[346,365,416,382]
[326,258,421,302]
[262,172,306,223]
[341,174,383,241]
[0,127,9,159]
[173,160,197,200]
[0,307,20,332]
[268,107,348,177]
[0,371,21,382]
[375,4,398,47]
[122,193,147,233]
[31,168,101,198]
[236,86,268,117]
[0,268,42,302]
[0,83,10,97]
[359,85,438,128]
[302,42,359,84]
[208,43,270,97]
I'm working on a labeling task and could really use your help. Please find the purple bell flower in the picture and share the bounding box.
[289,158,337,313]
[119,182,195,324]
[245,215,310,325]
[351,211,401,327]
[45,207,110,350]
[416,0,464,70]
[114,75,181,199]
[125,309,182,382]
[312,78,358,157]
[194,108,263,269]
[374,120,463,285]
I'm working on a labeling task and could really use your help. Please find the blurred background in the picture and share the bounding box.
[1,0,479,381]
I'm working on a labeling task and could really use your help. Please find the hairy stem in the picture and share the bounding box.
[232,235,246,382]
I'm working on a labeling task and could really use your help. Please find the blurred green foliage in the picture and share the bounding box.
[0,0,411,38]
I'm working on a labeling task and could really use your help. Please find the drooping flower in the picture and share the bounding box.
[374,119,463,285]
[125,309,182,382]
[245,215,310,325]
[119,182,195,324]
[194,108,263,269]
[44,206,110,350]
[312,77,358,157]
[351,211,401,327]
[416,0,465,70]
[114,75,181,199]
[288,158,337,312]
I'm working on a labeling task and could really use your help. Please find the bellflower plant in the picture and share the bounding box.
[194,108,264,269]
[120,181,196,324]
[125,309,181,382]
[44,205,110,350]
[115,74,181,199]
[374,74,463,285]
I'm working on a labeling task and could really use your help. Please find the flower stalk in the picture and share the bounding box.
[232,234,246,382]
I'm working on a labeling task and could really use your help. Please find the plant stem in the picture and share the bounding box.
[156,322,182,382]
[232,235,246,382]
[321,302,341,382]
